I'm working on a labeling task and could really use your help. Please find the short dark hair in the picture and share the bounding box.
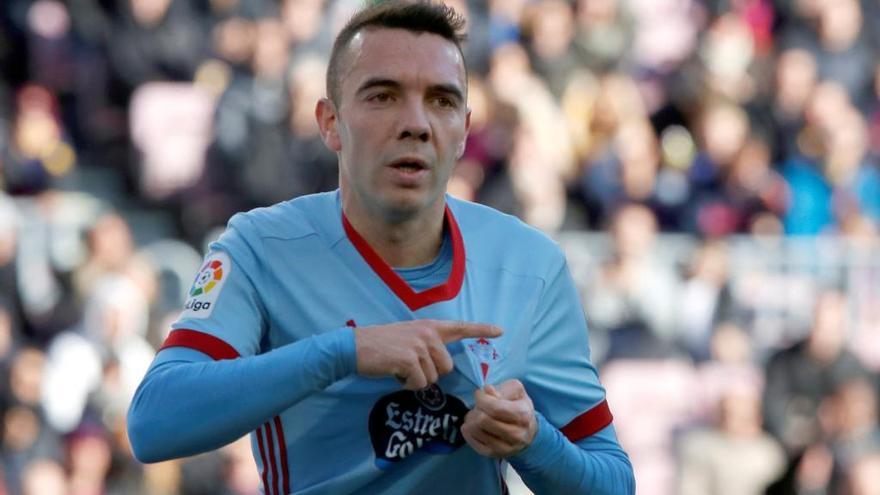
[326,0,467,105]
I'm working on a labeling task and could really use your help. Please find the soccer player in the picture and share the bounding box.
[127,2,635,494]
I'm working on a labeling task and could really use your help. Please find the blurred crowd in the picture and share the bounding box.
[0,0,878,494]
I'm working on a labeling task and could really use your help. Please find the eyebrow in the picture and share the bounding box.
[430,83,465,104]
[356,78,401,95]
[356,78,465,104]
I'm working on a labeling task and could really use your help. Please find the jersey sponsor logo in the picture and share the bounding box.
[181,252,230,319]
[368,384,467,469]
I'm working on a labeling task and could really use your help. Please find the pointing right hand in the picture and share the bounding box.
[354,320,502,390]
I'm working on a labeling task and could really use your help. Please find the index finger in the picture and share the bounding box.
[434,321,502,343]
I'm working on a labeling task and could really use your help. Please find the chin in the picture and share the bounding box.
[380,191,438,220]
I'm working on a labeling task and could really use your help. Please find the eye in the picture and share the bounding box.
[435,96,457,108]
[368,92,393,103]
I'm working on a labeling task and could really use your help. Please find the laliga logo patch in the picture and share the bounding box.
[368,384,467,469]
[190,259,224,296]
[181,252,230,319]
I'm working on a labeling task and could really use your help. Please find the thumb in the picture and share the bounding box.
[484,384,501,398]
[497,379,526,400]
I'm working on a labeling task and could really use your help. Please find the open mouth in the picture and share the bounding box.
[389,158,428,172]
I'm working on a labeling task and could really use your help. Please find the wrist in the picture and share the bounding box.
[311,325,358,378]
[337,326,358,376]
[509,412,556,467]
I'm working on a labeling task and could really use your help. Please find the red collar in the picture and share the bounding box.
[341,206,465,311]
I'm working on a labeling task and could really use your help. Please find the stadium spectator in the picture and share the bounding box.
[762,289,870,456]
[677,381,786,495]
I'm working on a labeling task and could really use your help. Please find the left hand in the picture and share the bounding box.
[461,379,538,458]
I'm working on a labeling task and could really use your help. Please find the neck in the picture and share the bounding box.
[342,196,446,268]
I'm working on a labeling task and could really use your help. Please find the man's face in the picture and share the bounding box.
[319,28,470,220]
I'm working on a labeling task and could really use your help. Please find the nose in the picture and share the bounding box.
[397,97,430,142]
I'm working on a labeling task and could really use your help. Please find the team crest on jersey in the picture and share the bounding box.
[468,337,501,381]
[181,252,230,319]
[368,384,467,469]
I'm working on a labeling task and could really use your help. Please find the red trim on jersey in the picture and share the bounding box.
[560,399,614,442]
[256,426,270,495]
[264,421,279,495]
[342,205,465,311]
[159,329,240,360]
[497,460,509,495]
[160,332,290,491]
[274,416,291,495]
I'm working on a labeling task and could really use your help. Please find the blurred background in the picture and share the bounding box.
[0,0,878,493]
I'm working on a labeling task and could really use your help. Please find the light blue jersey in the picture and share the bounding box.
[128,191,633,495]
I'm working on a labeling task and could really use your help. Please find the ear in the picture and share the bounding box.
[456,107,472,159]
[316,98,342,152]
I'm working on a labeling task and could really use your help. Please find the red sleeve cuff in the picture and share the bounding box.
[560,399,614,442]
[160,329,241,360]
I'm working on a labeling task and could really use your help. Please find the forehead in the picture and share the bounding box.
[340,27,466,94]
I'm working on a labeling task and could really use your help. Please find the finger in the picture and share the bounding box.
[428,337,454,375]
[403,365,428,390]
[484,384,501,397]
[495,379,526,400]
[461,423,493,457]
[466,423,517,456]
[419,350,439,386]
[434,321,502,343]
[473,413,528,445]
[474,390,527,424]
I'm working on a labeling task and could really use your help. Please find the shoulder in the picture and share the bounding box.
[210,192,338,266]
[225,192,336,242]
[448,196,565,277]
